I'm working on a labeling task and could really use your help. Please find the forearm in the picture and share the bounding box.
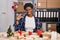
[14,21,20,31]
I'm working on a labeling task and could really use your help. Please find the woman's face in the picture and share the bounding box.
[25,7,33,15]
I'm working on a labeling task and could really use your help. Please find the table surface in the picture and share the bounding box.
[0,32,60,40]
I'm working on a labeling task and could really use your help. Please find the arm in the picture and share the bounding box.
[13,20,21,31]
[33,18,41,32]
[14,14,23,31]
[13,18,23,31]
[37,19,41,29]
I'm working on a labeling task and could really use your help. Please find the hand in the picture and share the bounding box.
[16,14,23,25]
[16,21,19,24]
[16,14,23,21]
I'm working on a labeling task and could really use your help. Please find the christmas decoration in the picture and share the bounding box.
[36,30,42,36]
[18,30,22,36]
[29,31,32,35]
[12,2,17,11]
[7,25,14,37]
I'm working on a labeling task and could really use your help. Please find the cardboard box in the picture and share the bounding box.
[47,2,60,8]
[37,3,46,8]
[47,0,60,2]
[38,0,46,3]
[46,24,57,31]
[16,2,25,12]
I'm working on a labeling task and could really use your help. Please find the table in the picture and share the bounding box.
[0,32,60,40]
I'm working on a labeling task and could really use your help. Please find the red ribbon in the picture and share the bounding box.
[12,2,17,11]
[36,30,42,36]
[18,30,22,36]
[28,31,32,35]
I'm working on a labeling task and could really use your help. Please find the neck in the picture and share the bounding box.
[27,14,33,17]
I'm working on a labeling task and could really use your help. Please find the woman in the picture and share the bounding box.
[14,3,40,32]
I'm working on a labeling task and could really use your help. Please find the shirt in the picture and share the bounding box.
[25,16,35,32]
[14,15,40,32]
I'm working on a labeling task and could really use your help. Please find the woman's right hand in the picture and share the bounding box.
[16,14,23,24]
[16,14,23,21]
[16,21,19,24]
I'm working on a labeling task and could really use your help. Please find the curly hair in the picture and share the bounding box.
[24,3,33,10]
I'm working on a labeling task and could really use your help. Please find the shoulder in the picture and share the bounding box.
[35,17,39,20]
[34,17,40,23]
[19,16,26,22]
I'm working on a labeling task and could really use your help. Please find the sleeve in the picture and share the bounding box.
[33,18,41,32]
[36,18,41,30]
[13,18,22,31]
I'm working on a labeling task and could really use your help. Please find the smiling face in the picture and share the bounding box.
[25,7,33,15]
[24,3,33,17]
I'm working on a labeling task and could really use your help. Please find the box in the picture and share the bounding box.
[16,2,25,12]
[47,2,60,8]
[47,0,60,2]
[37,0,46,3]
[37,3,46,8]
[46,24,57,31]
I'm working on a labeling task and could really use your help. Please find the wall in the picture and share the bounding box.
[0,0,8,32]
[0,0,17,32]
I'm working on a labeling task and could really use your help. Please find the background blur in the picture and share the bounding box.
[0,0,60,32]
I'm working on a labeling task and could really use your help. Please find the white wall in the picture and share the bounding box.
[0,0,17,32]
[0,0,8,32]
